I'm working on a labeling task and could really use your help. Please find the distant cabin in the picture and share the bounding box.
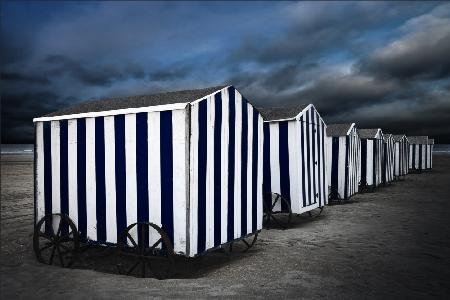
[326,123,361,201]
[259,104,328,215]
[383,134,395,184]
[426,139,434,169]
[392,134,409,178]
[358,128,384,189]
[33,85,264,257]
[408,136,428,171]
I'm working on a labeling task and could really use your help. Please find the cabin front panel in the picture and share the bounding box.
[327,128,360,200]
[35,109,189,254]
[188,87,263,257]
[262,107,328,214]
[383,138,395,183]
[409,144,427,170]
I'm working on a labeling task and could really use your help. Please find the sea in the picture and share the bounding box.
[1,144,450,154]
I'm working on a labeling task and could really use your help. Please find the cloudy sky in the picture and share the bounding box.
[2,1,450,143]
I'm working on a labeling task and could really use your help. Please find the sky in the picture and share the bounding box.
[2,1,450,143]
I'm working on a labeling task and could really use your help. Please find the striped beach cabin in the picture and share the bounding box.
[259,105,328,215]
[426,139,434,170]
[358,129,384,189]
[383,134,395,184]
[408,136,428,172]
[326,123,361,201]
[392,134,409,179]
[33,85,264,257]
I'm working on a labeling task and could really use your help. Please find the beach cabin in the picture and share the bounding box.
[358,129,384,190]
[426,139,434,170]
[259,105,328,220]
[383,134,395,184]
[392,134,409,179]
[326,123,361,201]
[408,136,428,172]
[33,85,264,259]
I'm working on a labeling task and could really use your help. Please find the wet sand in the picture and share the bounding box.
[1,154,450,299]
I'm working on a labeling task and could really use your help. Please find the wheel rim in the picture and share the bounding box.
[116,222,175,279]
[263,193,292,229]
[33,214,79,267]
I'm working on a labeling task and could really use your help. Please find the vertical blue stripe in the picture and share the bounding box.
[114,115,127,242]
[43,122,52,233]
[344,136,349,199]
[278,122,290,211]
[241,101,248,236]
[76,119,87,241]
[227,87,235,242]
[361,139,367,186]
[252,110,258,232]
[310,110,317,204]
[300,117,307,208]
[316,116,322,205]
[197,101,207,252]
[213,93,222,247]
[263,123,271,208]
[59,120,69,235]
[95,117,106,243]
[160,111,174,248]
[136,112,149,247]
[331,137,339,199]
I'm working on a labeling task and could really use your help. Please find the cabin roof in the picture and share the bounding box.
[326,123,354,136]
[384,133,393,141]
[407,136,428,144]
[392,134,406,142]
[258,105,307,121]
[42,85,228,118]
[358,128,382,139]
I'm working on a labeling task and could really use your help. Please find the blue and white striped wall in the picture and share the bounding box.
[409,144,427,171]
[34,86,264,257]
[383,136,395,183]
[262,105,328,214]
[425,142,433,170]
[326,126,361,200]
[360,134,384,188]
[188,87,264,256]
[394,138,409,177]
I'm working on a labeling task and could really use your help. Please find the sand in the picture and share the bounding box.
[1,154,449,299]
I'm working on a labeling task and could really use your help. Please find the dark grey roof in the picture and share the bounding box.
[428,139,435,144]
[392,134,406,142]
[326,123,354,136]
[44,85,227,117]
[407,136,428,144]
[383,134,393,141]
[258,105,307,121]
[358,128,381,139]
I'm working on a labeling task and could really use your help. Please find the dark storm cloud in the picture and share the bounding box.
[359,9,450,80]
[1,91,72,143]
[1,2,450,143]
[41,55,146,86]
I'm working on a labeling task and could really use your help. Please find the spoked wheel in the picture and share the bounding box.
[308,206,324,218]
[263,193,292,229]
[33,213,80,267]
[227,232,259,253]
[116,222,175,279]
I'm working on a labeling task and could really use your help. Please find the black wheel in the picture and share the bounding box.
[263,193,292,229]
[241,232,258,252]
[308,206,324,218]
[33,213,79,267]
[116,222,175,279]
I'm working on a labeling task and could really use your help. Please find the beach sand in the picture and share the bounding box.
[1,154,449,299]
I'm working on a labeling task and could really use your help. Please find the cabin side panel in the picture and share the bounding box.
[34,109,189,254]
